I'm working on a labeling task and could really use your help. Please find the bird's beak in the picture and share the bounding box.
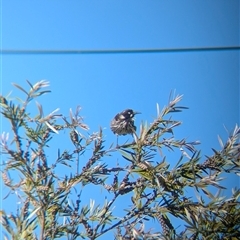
[133,111,141,115]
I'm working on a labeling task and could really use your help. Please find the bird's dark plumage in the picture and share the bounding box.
[110,109,140,136]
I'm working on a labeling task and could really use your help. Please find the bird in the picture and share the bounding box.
[110,109,140,136]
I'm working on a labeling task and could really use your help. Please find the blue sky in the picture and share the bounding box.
[1,1,239,238]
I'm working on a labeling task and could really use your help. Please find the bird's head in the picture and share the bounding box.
[118,109,141,120]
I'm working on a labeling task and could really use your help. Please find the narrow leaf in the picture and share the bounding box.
[12,83,28,95]
[26,206,41,221]
[45,121,59,134]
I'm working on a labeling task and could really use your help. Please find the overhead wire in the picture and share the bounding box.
[1,46,240,55]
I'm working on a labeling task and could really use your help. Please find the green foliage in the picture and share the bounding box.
[1,80,240,240]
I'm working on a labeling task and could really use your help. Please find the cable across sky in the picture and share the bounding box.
[1,46,240,55]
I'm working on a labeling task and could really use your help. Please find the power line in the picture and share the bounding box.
[1,46,240,55]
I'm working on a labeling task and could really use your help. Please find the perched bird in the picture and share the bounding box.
[110,109,140,136]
